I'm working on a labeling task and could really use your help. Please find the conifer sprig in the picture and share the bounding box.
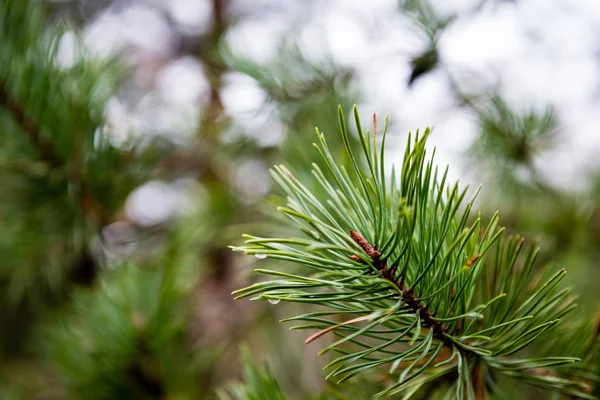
[232,106,591,398]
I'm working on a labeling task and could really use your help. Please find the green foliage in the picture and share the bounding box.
[42,213,207,399]
[0,0,158,355]
[45,267,190,399]
[1,1,599,399]
[233,106,594,398]
[475,96,558,165]
[537,315,600,397]
[218,347,286,400]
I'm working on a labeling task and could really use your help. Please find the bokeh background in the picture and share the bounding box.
[1,0,600,398]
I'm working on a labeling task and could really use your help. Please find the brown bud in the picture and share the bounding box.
[465,254,481,268]
[373,113,377,137]
[349,255,366,264]
[349,230,380,259]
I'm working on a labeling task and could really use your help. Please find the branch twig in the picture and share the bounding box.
[350,229,454,347]
[0,80,63,168]
[350,229,489,397]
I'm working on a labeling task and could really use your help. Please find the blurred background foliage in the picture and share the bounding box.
[0,0,599,398]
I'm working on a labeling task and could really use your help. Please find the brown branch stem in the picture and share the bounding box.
[350,229,454,347]
[0,77,107,285]
[349,229,486,395]
[0,80,63,168]
[0,78,106,225]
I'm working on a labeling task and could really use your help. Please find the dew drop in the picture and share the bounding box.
[467,312,484,320]
[268,298,281,305]
[368,311,383,321]
[390,358,402,374]
[255,253,267,259]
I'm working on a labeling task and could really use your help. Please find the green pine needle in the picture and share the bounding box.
[232,106,591,399]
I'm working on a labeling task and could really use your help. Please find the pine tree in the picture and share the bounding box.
[233,106,599,399]
[2,1,599,399]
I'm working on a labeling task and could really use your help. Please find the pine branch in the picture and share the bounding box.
[0,79,63,168]
[232,106,592,399]
[0,75,106,229]
[349,228,488,399]
[347,229,453,348]
[218,346,286,400]
[0,3,153,346]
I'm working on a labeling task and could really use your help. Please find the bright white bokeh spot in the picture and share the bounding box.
[325,14,370,67]
[502,57,598,110]
[156,56,209,104]
[84,10,124,57]
[84,4,173,57]
[221,73,268,116]
[126,181,181,226]
[434,112,478,153]
[233,159,271,203]
[225,15,290,64]
[439,4,521,69]
[549,109,600,190]
[56,31,78,69]
[220,73,285,145]
[360,56,410,104]
[219,107,286,147]
[166,0,213,34]
[256,119,286,148]
[119,5,173,53]
[397,70,455,128]
[129,93,200,136]
[243,103,287,147]
[519,0,597,57]
[297,22,330,64]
